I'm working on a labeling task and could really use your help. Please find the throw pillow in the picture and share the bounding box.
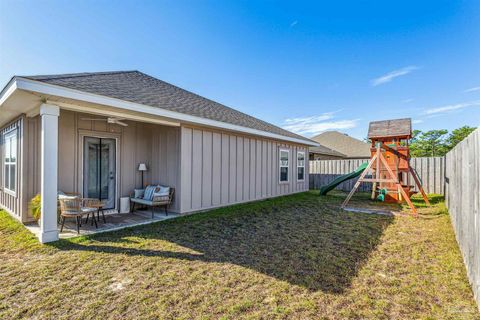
[143,185,156,201]
[158,186,170,196]
[134,189,145,199]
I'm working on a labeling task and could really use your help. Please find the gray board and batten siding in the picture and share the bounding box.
[0,117,26,221]
[0,115,42,222]
[57,110,182,213]
[1,110,311,220]
[179,126,309,213]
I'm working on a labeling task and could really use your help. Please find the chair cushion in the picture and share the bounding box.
[130,198,153,206]
[134,189,145,199]
[58,194,78,200]
[152,193,169,203]
[62,211,83,216]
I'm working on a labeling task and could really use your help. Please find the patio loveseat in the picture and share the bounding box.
[130,185,175,218]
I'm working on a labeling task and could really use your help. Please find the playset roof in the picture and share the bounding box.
[368,118,412,139]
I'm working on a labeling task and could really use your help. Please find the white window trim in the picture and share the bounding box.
[3,128,17,196]
[279,148,290,183]
[297,151,305,182]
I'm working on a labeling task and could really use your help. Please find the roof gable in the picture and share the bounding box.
[311,131,370,158]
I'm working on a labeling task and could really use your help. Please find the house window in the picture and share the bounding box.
[3,129,17,194]
[297,151,305,181]
[279,149,289,182]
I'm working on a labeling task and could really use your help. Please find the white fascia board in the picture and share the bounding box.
[0,78,18,106]
[11,77,319,146]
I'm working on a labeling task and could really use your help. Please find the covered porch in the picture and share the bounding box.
[40,102,182,242]
[25,207,180,239]
[1,88,183,242]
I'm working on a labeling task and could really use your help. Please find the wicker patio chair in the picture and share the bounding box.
[58,196,97,234]
[57,192,81,223]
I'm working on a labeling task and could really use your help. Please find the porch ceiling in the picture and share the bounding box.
[0,89,40,127]
[43,95,181,127]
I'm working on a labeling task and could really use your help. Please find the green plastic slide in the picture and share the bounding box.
[319,162,369,195]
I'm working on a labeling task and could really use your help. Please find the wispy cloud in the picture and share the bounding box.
[371,66,419,86]
[424,100,480,115]
[282,112,358,136]
[402,98,414,103]
[412,119,423,124]
[290,20,298,27]
[464,86,480,93]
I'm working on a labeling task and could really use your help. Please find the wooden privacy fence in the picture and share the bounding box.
[309,159,371,192]
[309,157,446,195]
[445,128,480,308]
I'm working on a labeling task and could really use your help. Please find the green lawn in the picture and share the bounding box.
[0,191,478,319]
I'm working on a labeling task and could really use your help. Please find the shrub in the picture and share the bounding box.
[29,194,41,221]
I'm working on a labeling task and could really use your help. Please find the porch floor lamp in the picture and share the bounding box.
[138,163,147,188]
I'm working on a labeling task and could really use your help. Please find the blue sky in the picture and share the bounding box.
[1,0,479,139]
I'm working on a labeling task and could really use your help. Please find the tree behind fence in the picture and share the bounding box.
[309,157,445,195]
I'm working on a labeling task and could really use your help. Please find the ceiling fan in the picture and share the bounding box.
[80,117,128,127]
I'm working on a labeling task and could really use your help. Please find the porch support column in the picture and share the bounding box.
[39,103,60,243]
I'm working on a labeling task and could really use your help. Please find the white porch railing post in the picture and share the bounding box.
[39,103,60,243]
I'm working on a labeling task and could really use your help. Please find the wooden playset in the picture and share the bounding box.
[341,118,430,215]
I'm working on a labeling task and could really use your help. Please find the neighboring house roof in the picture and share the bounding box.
[309,144,346,158]
[311,131,371,158]
[9,70,316,145]
[368,118,412,139]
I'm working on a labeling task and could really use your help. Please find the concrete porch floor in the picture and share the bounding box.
[25,209,180,239]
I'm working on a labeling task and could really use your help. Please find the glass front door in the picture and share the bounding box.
[83,137,116,209]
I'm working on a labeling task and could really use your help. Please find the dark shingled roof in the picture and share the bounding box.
[21,70,313,143]
[309,144,346,157]
[368,118,412,139]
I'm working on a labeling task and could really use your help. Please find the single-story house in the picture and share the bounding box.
[0,71,318,242]
[309,131,370,160]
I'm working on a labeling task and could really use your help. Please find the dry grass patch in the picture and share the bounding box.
[0,191,478,319]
